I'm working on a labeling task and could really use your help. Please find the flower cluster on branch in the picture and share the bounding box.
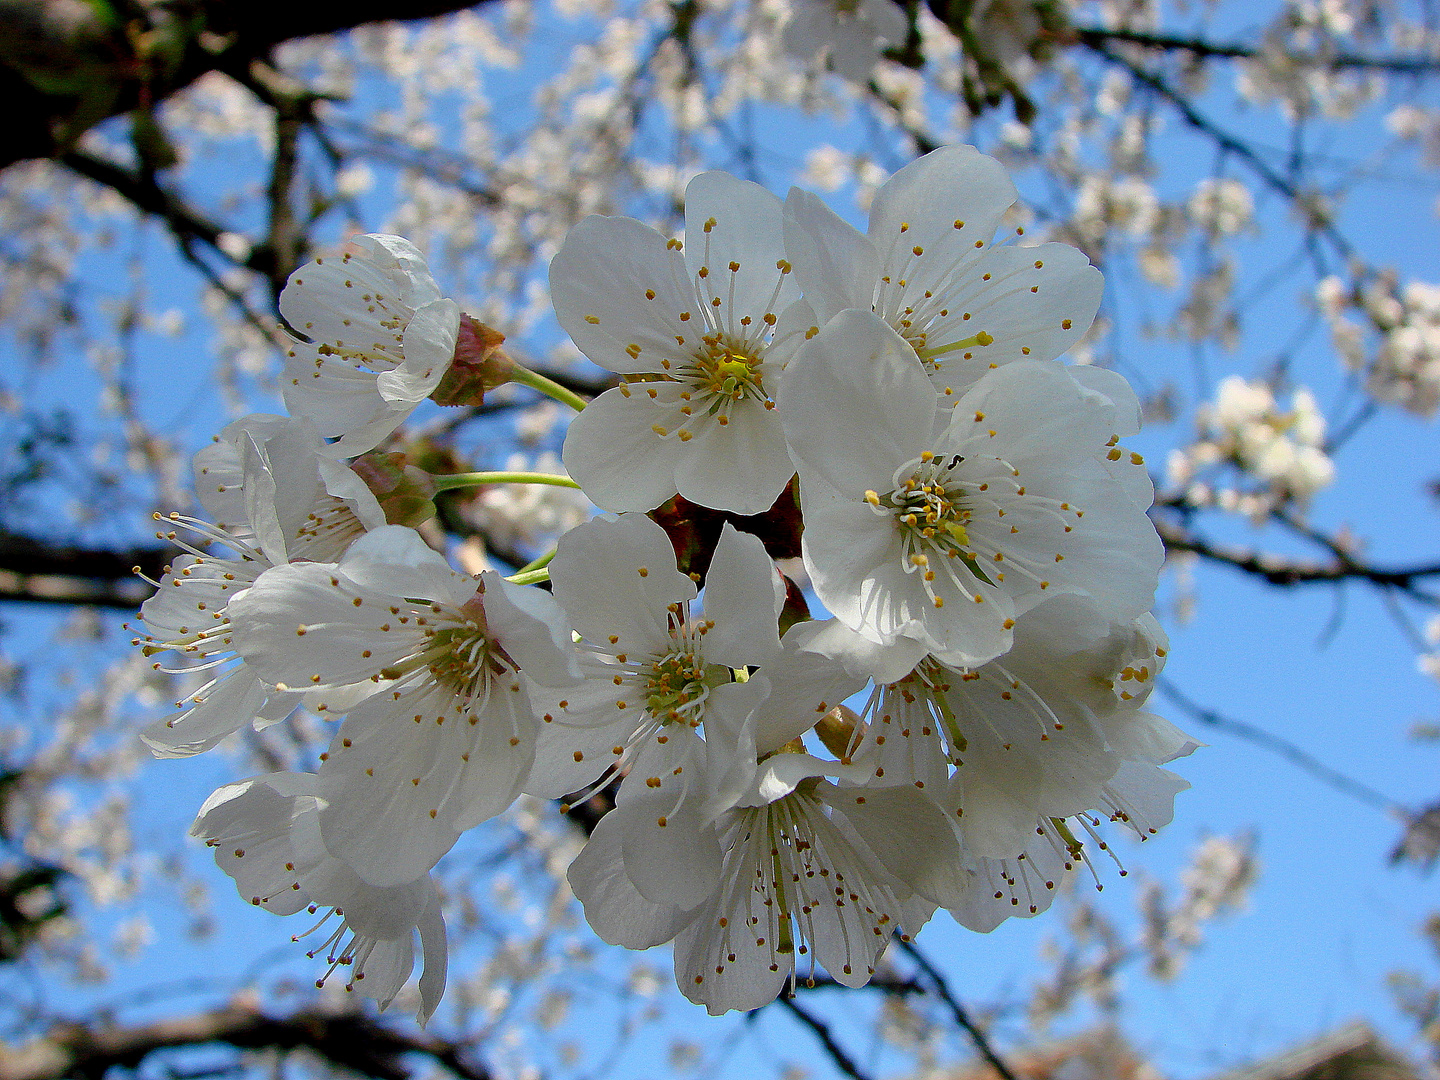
[135,144,1194,1021]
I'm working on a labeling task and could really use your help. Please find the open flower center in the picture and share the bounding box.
[382,595,514,697]
[645,648,711,725]
[868,452,978,564]
[678,333,767,410]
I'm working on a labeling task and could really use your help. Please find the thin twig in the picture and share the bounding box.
[775,997,876,1080]
[899,941,1020,1080]
[1085,41,1359,268]
[1157,678,1404,815]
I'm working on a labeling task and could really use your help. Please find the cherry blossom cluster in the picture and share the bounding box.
[1166,374,1335,519]
[135,146,1194,1022]
[1319,272,1440,418]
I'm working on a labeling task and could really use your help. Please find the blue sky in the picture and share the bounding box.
[2,4,1439,1077]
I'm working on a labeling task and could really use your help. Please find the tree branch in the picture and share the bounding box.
[1072,26,1440,73]
[0,0,508,170]
[898,941,1020,1080]
[1154,513,1440,598]
[774,997,876,1080]
[0,532,167,609]
[0,1004,494,1080]
[1083,40,1359,267]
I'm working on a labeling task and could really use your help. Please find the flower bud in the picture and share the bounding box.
[430,314,514,406]
[350,452,437,527]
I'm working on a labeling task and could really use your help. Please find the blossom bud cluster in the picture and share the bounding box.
[136,146,1194,1021]
[1319,272,1440,418]
[1167,374,1335,518]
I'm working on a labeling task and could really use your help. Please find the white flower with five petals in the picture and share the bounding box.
[229,526,582,887]
[526,514,785,910]
[551,173,803,514]
[281,235,460,456]
[783,145,1103,399]
[778,310,1163,668]
[192,772,448,1022]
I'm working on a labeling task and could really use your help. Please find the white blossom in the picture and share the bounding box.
[551,171,803,514]
[783,145,1103,400]
[280,234,460,455]
[779,0,909,83]
[779,310,1163,668]
[228,526,581,887]
[192,772,448,1022]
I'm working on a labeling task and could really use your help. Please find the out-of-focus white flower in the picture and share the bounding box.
[780,0,909,83]
[1173,375,1335,515]
[468,452,591,554]
[1188,178,1254,237]
[1420,616,1440,682]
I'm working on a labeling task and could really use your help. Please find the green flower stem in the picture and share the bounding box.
[431,471,581,492]
[505,567,552,586]
[510,364,589,413]
[518,548,556,574]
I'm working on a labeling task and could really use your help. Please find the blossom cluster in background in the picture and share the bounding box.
[134,145,1193,1021]
[1166,374,1336,520]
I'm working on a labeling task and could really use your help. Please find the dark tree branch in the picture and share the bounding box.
[1072,25,1440,72]
[0,1004,494,1080]
[0,532,166,609]
[1154,512,1440,598]
[899,941,1020,1080]
[774,997,876,1080]
[0,0,507,171]
[60,148,262,274]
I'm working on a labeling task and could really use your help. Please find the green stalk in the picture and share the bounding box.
[510,364,589,413]
[431,471,581,492]
[517,548,556,574]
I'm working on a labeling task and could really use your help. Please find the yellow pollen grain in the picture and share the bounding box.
[584,315,599,324]
[645,289,656,300]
